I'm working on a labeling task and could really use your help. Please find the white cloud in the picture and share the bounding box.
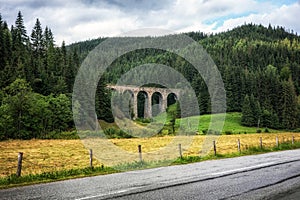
[214,2,300,33]
[0,0,299,45]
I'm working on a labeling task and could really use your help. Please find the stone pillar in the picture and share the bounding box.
[133,91,138,119]
[144,92,153,118]
[158,95,163,114]
[161,95,167,113]
[161,92,168,113]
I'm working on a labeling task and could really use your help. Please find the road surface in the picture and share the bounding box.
[1,149,300,199]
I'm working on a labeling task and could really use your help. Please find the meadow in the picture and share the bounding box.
[1,132,299,178]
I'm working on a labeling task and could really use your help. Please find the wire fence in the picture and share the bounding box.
[1,134,299,178]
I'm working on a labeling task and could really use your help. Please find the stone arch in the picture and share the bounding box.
[122,90,134,119]
[151,92,163,117]
[107,85,181,119]
[167,93,178,107]
[137,91,149,118]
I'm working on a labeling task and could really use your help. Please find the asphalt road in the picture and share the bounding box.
[1,149,300,200]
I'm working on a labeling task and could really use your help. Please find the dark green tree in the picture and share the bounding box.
[241,94,261,127]
[14,11,28,45]
[2,79,33,139]
[31,18,44,56]
[95,80,114,122]
[280,78,299,129]
[43,26,54,49]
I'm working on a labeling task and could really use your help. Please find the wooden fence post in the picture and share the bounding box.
[237,139,241,153]
[138,145,142,162]
[213,141,217,156]
[260,137,263,149]
[292,136,295,145]
[16,152,23,177]
[178,144,183,159]
[89,149,93,169]
[276,136,279,148]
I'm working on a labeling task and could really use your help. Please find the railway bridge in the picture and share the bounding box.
[107,85,180,118]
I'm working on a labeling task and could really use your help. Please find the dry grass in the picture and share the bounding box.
[1,133,299,177]
[0,140,102,177]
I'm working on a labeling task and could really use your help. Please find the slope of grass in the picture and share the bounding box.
[101,111,278,137]
[178,112,278,134]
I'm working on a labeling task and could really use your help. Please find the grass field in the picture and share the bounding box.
[100,112,279,138]
[177,112,279,134]
[1,133,299,178]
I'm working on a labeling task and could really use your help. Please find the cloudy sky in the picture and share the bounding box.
[0,0,299,45]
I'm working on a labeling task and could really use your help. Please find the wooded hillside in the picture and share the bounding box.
[0,12,299,140]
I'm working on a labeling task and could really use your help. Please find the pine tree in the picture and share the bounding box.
[0,14,5,88]
[10,11,30,80]
[14,11,28,45]
[241,94,261,127]
[31,18,44,56]
[280,78,299,129]
[241,95,254,126]
[0,14,4,68]
[43,26,54,49]
[95,80,114,122]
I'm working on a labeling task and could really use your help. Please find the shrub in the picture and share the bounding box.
[264,128,270,133]
[103,128,133,139]
[224,130,233,135]
[208,129,221,135]
[104,128,117,138]
[256,129,262,133]
[136,118,152,123]
[292,128,300,132]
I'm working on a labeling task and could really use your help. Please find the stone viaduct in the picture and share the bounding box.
[107,85,181,119]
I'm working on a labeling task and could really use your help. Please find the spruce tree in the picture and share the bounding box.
[241,94,261,127]
[31,18,44,56]
[280,78,299,129]
[14,11,28,45]
[43,26,54,49]
[241,95,253,126]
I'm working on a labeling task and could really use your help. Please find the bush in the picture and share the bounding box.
[224,130,233,135]
[103,128,133,139]
[264,128,270,133]
[292,128,300,132]
[136,118,152,123]
[38,131,79,139]
[256,129,262,133]
[208,129,221,135]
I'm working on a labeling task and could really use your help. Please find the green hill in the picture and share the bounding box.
[181,112,278,134]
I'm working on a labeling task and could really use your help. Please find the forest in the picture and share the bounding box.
[0,11,300,140]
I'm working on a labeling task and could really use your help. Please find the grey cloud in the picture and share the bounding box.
[98,0,174,12]
[22,0,62,9]
[0,0,63,10]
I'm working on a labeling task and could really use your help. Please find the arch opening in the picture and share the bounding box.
[167,93,177,107]
[137,91,149,118]
[152,92,163,117]
[122,90,134,119]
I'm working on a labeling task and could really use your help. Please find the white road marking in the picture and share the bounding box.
[75,187,143,200]
[76,162,277,200]
[209,162,275,176]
